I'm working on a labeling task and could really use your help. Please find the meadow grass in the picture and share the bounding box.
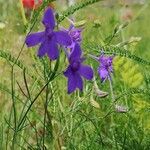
[0,0,150,149]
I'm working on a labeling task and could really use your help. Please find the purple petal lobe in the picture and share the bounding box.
[64,67,76,94]
[47,39,59,60]
[99,55,113,69]
[42,8,55,29]
[37,40,47,57]
[54,31,72,46]
[67,74,76,94]
[79,65,93,80]
[98,67,109,82]
[76,73,83,91]
[70,44,82,61]
[64,66,72,77]
[25,32,45,47]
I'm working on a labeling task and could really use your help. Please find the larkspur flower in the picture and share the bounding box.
[89,53,113,82]
[98,55,113,82]
[64,44,93,94]
[25,8,72,60]
[62,24,82,49]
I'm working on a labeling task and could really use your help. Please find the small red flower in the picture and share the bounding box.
[22,0,42,9]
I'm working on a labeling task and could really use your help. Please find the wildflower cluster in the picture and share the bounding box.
[25,8,113,94]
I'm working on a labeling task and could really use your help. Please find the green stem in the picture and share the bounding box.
[108,76,115,103]
[11,66,17,150]
[108,76,116,147]
[19,0,27,25]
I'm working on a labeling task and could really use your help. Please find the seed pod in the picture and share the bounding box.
[90,99,100,108]
[93,81,108,98]
[115,105,128,113]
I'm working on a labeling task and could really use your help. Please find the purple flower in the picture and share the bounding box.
[89,54,113,82]
[98,55,113,82]
[63,24,82,49]
[64,44,93,94]
[25,8,72,60]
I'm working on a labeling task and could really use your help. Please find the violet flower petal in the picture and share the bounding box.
[76,73,83,91]
[25,32,45,47]
[47,40,59,60]
[79,65,93,80]
[70,44,82,61]
[37,40,48,57]
[64,66,72,77]
[98,67,109,82]
[54,31,72,46]
[67,74,77,94]
[42,8,55,29]
[64,67,76,94]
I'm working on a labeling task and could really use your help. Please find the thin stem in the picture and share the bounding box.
[19,0,27,25]
[108,76,115,103]
[23,69,31,100]
[43,84,49,149]
[6,106,13,150]
[108,76,116,147]
[11,66,17,150]
[17,59,59,131]
[17,78,52,130]
[42,64,51,148]
[88,54,99,62]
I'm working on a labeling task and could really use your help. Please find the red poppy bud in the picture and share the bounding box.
[22,0,42,9]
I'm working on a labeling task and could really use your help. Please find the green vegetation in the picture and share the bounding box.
[0,0,150,149]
